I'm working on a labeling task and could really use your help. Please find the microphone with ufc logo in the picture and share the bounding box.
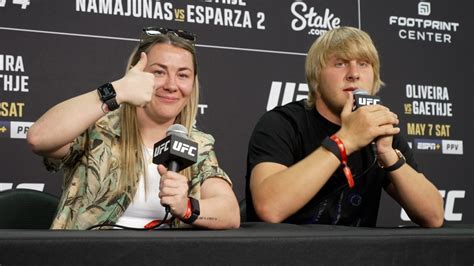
[153,124,198,172]
[353,88,381,110]
[353,89,382,159]
[153,124,198,214]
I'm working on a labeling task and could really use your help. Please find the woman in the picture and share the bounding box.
[27,27,240,230]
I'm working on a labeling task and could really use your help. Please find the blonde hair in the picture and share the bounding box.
[305,26,384,107]
[117,34,199,199]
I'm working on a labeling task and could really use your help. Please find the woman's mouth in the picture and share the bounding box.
[157,95,179,103]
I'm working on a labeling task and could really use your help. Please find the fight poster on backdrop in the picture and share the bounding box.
[0,0,472,226]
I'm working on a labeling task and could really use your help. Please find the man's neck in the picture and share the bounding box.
[315,98,342,125]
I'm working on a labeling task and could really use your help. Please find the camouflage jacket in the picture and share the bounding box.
[44,111,231,229]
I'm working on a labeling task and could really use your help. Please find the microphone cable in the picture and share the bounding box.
[307,146,379,210]
[86,209,174,231]
[353,146,378,180]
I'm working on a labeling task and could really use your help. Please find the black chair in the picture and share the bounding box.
[239,198,247,223]
[0,188,59,229]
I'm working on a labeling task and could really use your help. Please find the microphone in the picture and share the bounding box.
[352,89,382,158]
[153,124,198,213]
[153,124,198,172]
[352,89,381,110]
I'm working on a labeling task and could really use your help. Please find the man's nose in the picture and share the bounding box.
[346,62,360,81]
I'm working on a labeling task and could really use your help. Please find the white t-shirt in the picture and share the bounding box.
[116,148,170,228]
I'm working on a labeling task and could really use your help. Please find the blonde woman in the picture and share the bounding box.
[28,27,240,230]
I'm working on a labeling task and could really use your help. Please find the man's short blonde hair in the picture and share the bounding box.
[305,26,384,106]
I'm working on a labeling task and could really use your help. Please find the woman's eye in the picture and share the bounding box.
[154,70,165,76]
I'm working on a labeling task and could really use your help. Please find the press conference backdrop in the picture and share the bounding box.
[0,0,471,226]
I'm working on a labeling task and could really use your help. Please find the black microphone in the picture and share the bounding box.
[352,89,381,110]
[153,124,198,213]
[153,124,198,172]
[352,89,382,158]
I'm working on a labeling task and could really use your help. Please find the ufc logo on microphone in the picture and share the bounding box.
[172,141,197,157]
[154,140,170,157]
[353,94,382,111]
[356,97,381,106]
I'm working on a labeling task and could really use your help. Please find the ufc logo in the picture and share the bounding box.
[401,190,465,221]
[154,140,170,156]
[356,97,381,106]
[172,141,197,157]
[0,183,45,192]
[267,81,308,111]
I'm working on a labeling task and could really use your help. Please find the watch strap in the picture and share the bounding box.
[380,149,406,172]
[181,197,200,224]
[104,97,120,111]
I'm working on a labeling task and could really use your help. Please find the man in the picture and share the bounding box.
[245,26,443,227]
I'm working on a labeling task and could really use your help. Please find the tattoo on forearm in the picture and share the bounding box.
[198,216,218,221]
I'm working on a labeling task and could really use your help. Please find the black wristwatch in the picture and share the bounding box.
[181,197,200,224]
[378,149,406,172]
[97,82,120,111]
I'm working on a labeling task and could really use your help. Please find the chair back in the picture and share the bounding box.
[0,189,59,229]
[239,198,247,223]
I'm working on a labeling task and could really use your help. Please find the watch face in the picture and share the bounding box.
[395,149,406,160]
[101,86,113,96]
[98,83,116,100]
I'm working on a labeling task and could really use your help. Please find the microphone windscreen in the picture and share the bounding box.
[353,88,369,95]
[166,124,188,139]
